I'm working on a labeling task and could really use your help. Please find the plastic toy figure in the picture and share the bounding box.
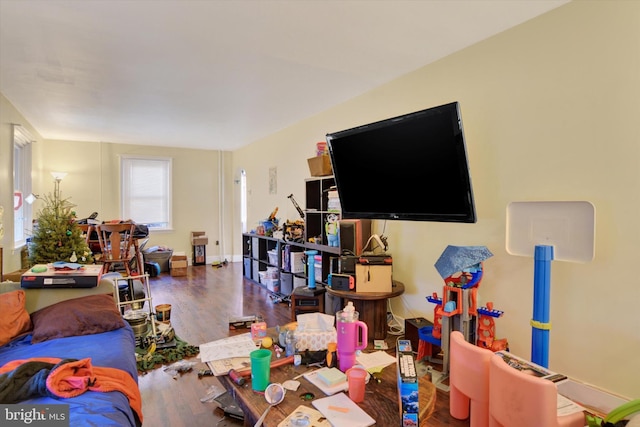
[325,213,339,247]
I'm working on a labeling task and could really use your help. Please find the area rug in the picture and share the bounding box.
[136,336,200,374]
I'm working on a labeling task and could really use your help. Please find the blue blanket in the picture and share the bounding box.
[0,324,139,427]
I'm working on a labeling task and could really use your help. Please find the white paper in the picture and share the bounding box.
[557,393,586,417]
[356,350,397,370]
[312,392,375,427]
[206,357,250,376]
[557,378,629,417]
[199,333,259,362]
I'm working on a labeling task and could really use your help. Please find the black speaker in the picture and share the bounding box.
[404,317,432,354]
[338,256,358,274]
[339,219,371,256]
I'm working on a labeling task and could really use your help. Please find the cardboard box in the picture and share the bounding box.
[307,155,332,177]
[355,263,392,293]
[170,253,188,276]
[170,255,188,268]
[397,339,419,427]
[171,267,187,277]
[191,231,209,246]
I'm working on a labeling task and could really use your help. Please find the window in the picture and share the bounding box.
[121,156,172,230]
[13,125,33,248]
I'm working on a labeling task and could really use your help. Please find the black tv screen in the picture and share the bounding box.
[326,101,476,223]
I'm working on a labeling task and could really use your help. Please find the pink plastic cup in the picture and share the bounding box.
[346,367,367,403]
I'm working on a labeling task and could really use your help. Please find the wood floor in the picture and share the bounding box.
[138,262,469,427]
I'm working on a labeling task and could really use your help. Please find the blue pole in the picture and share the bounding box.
[531,245,553,368]
[305,250,318,289]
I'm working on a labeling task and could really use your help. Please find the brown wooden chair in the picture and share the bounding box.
[78,224,101,255]
[95,222,137,277]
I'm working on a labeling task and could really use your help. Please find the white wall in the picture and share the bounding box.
[0,95,42,274]
[232,1,640,399]
[32,140,233,264]
[0,106,233,268]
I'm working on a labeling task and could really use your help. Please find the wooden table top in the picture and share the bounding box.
[217,341,435,427]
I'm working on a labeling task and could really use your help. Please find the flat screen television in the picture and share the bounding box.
[326,101,476,223]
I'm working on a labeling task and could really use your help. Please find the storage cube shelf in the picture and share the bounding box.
[242,233,340,298]
[242,176,342,300]
[304,176,337,246]
[242,172,340,296]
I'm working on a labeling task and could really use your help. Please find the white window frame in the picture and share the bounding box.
[13,125,33,249]
[240,169,247,233]
[121,155,172,231]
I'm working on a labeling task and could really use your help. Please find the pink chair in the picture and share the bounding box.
[488,354,586,427]
[449,330,493,427]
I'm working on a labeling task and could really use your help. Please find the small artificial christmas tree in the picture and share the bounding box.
[29,189,94,266]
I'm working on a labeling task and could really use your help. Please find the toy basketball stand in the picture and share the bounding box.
[506,201,595,368]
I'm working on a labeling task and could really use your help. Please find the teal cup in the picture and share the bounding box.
[250,349,272,392]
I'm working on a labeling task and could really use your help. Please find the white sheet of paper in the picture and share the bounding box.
[199,333,258,362]
[557,393,586,416]
[356,350,397,370]
[312,392,375,427]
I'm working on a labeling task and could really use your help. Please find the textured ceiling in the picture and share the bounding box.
[0,0,569,150]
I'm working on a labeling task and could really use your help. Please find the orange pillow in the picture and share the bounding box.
[0,290,33,346]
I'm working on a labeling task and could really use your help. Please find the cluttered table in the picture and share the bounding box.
[215,329,436,427]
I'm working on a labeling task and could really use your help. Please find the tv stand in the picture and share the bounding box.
[325,280,405,341]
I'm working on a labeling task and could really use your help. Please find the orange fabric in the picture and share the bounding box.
[0,290,33,346]
[0,357,143,424]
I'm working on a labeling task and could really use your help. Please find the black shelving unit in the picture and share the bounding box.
[242,175,342,311]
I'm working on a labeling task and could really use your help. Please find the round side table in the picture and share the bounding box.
[326,280,405,340]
